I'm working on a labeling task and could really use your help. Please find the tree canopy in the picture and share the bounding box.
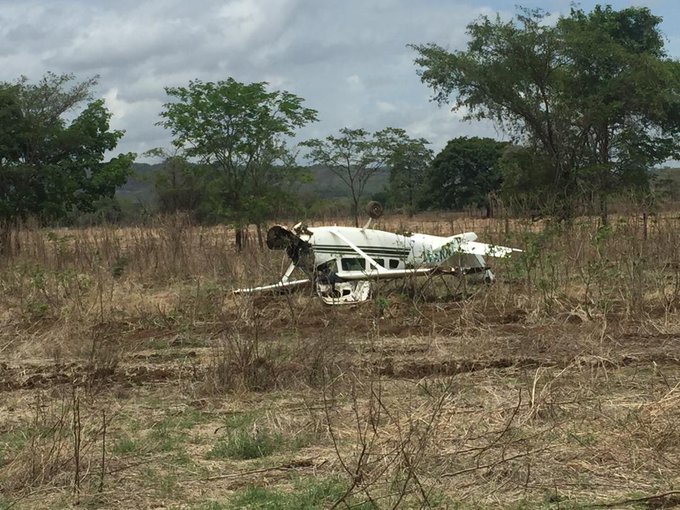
[159,78,317,247]
[148,151,211,220]
[0,72,134,226]
[427,137,507,216]
[386,133,432,215]
[412,5,680,222]
[302,127,425,226]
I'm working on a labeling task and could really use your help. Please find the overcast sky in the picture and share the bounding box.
[1,0,678,162]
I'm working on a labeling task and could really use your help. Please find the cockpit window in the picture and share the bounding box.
[341,258,366,271]
[389,259,400,269]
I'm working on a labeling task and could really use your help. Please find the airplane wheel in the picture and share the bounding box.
[365,201,384,219]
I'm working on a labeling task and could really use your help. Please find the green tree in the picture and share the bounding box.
[411,5,680,222]
[498,146,555,215]
[145,149,212,219]
[158,78,317,249]
[154,156,210,218]
[0,73,134,233]
[386,133,432,215]
[426,137,507,216]
[559,6,680,222]
[302,127,415,226]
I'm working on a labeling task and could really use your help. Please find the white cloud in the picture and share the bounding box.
[346,75,363,88]
[376,101,397,113]
[103,88,129,121]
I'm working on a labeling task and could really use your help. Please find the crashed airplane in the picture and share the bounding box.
[235,203,520,305]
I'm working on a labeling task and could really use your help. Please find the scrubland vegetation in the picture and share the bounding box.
[1,2,679,508]
[1,211,679,509]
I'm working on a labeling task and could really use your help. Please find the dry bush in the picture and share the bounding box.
[195,327,353,394]
[319,363,680,508]
[0,387,107,502]
[3,211,680,326]
[189,294,355,394]
[320,371,463,509]
[3,211,680,378]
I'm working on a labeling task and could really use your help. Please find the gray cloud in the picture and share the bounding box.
[0,0,677,161]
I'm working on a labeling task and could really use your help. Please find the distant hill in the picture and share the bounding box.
[116,162,156,205]
[652,166,680,201]
[654,166,680,181]
[116,162,390,205]
[298,165,389,199]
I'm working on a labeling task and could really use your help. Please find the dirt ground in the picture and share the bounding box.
[2,293,679,509]
[1,216,680,508]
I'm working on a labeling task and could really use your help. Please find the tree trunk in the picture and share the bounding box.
[0,221,17,256]
[0,224,9,256]
[256,224,264,249]
[599,193,608,227]
[235,228,243,251]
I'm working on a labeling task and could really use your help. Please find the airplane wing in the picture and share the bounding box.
[233,262,310,295]
[334,265,499,281]
[327,227,519,281]
[233,278,311,294]
[428,236,520,265]
[460,241,520,258]
[334,267,435,280]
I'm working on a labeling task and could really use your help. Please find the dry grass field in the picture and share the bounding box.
[1,212,679,509]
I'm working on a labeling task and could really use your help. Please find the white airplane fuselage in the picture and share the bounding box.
[284,225,502,304]
[235,222,518,305]
[302,226,487,274]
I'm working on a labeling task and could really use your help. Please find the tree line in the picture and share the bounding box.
[412,5,680,224]
[1,4,678,248]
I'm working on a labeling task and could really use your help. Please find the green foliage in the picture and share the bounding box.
[385,132,432,214]
[653,167,680,202]
[412,5,680,221]
[158,78,317,242]
[207,428,281,460]
[0,428,31,466]
[206,412,311,461]
[302,127,425,226]
[0,73,135,225]
[112,437,139,455]
[302,128,384,226]
[111,407,208,462]
[558,5,679,219]
[499,146,555,214]
[227,477,356,510]
[426,136,507,215]
[206,414,283,460]
[154,157,208,214]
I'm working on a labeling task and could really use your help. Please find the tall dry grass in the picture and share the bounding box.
[1,209,678,391]
[2,211,680,333]
[2,210,680,508]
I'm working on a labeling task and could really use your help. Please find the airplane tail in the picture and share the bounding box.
[431,232,519,268]
[434,232,477,249]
